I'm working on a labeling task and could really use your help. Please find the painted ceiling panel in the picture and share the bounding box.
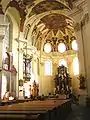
[40,13,73,34]
[0,0,76,50]
[28,0,69,17]
[22,0,35,5]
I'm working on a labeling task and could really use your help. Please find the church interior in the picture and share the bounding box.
[0,0,90,119]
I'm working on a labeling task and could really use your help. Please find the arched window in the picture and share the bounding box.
[44,60,52,76]
[58,43,66,53]
[73,57,79,75]
[59,59,67,67]
[71,40,78,51]
[44,43,52,53]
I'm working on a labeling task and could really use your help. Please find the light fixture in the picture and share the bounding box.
[72,40,78,51]
[58,43,66,53]
[44,43,52,53]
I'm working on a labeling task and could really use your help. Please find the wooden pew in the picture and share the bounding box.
[0,99,71,120]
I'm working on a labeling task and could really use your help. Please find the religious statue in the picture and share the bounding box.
[32,80,37,97]
[79,74,86,89]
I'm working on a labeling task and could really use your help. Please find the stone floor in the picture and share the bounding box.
[66,103,90,120]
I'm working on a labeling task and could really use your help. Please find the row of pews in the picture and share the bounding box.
[0,98,72,120]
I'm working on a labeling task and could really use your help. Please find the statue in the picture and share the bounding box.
[79,74,86,89]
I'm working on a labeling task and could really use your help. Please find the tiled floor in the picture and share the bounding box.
[66,104,90,120]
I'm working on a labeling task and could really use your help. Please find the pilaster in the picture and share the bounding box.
[79,1,90,97]
[74,22,85,76]
[0,35,4,99]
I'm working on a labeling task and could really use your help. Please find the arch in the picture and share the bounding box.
[25,10,74,32]
[27,0,69,17]
[5,7,20,39]
[24,11,74,47]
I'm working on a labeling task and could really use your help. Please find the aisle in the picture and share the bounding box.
[66,103,90,120]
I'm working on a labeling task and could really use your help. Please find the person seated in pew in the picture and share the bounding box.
[48,93,55,98]
[30,94,35,100]
[9,95,14,101]
[41,94,45,100]
[48,93,51,97]
[3,91,9,101]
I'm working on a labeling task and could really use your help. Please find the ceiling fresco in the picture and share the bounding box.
[0,0,76,51]
[28,0,69,18]
[40,13,73,34]
[22,0,35,5]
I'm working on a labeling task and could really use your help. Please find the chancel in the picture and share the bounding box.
[0,0,90,119]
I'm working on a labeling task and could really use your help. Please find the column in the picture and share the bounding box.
[39,61,43,95]
[75,22,85,76]
[18,32,24,99]
[79,5,90,97]
[0,35,4,99]
[85,0,90,97]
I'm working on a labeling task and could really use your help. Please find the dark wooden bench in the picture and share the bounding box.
[0,99,71,120]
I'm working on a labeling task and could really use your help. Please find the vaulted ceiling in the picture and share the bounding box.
[0,0,77,51]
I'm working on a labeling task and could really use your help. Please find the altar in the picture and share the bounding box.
[54,65,71,95]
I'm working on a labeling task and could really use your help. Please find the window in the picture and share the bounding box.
[59,59,67,67]
[58,43,66,53]
[44,43,52,53]
[73,57,79,75]
[44,60,52,76]
[71,40,78,51]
